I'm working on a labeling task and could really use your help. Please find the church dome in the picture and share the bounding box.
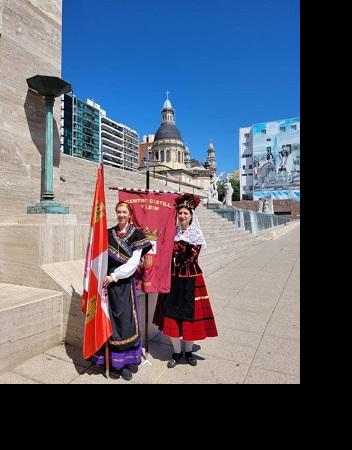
[154,122,183,141]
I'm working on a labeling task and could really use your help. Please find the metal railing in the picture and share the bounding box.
[210,207,292,235]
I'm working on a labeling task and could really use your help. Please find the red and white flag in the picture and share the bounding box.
[82,163,112,359]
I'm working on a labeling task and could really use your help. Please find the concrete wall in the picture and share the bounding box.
[0,0,62,211]
[232,199,300,219]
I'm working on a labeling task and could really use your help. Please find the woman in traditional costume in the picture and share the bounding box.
[153,194,218,368]
[92,201,152,381]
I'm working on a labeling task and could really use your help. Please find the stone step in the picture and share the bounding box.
[202,231,251,241]
[200,224,246,232]
[200,234,256,256]
[200,234,259,258]
[200,238,265,275]
[0,283,64,374]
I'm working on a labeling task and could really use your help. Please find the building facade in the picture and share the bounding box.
[138,134,154,167]
[204,142,217,172]
[61,94,139,171]
[151,97,187,170]
[239,117,300,201]
[100,109,139,172]
[61,93,100,162]
[139,95,217,192]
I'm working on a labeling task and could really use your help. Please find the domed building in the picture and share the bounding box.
[151,96,188,170]
[141,95,217,192]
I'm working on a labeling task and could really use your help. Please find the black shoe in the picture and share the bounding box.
[121,367,133,381]
[109,369,120,379]
[167,352,183,368]
[126,364,138,374]
[185,352,197,366]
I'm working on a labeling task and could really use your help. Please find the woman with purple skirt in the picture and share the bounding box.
[92,201,152,381]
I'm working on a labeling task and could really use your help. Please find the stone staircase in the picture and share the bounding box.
[196,205,264,276]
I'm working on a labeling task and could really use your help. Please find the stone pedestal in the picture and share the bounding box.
[27,201,69,215]
[18,214,77,225]
[0,216,87,289]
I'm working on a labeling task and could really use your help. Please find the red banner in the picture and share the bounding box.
[118,191,179,293]
[82,163,112,359]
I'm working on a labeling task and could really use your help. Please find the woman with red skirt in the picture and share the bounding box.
[153,193,218,368]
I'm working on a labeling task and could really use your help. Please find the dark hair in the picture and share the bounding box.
[177,205,193,213]
[178,206,193,225]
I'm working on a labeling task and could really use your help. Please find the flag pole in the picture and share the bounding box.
[105,342,110,379]
[145,150,150,355]
[100,144,110,379]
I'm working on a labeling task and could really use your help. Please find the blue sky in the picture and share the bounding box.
[62,0,300,173]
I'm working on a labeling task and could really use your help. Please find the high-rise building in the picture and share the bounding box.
[61,93,100,162]
[61,94,139,171]
[100,110,139,172]
[239,127,253,200]
[239,117,300,201]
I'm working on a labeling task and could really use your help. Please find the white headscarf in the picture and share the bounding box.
[175,209,207,248]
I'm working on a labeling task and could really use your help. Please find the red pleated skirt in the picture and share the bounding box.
[153,273,218,341]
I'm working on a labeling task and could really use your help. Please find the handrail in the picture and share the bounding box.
[210,206,293,234]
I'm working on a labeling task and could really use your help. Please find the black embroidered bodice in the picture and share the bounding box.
[171,240,202,277]
[108,224,152,272]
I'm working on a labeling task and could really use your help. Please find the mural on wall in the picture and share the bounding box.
[252,117,300,201]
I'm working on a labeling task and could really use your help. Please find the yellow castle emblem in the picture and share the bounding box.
[142,226,160,241]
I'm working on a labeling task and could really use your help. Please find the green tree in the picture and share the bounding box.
[217,181,225,202]
[229,178,240,201]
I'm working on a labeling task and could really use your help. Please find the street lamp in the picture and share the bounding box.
[26,75,72,214]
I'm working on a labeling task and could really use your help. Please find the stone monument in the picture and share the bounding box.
[26,75,71,214]
[258,195,274,214]
[223,177,234,207]
[0,0,63,216]
[208,174,219,201]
